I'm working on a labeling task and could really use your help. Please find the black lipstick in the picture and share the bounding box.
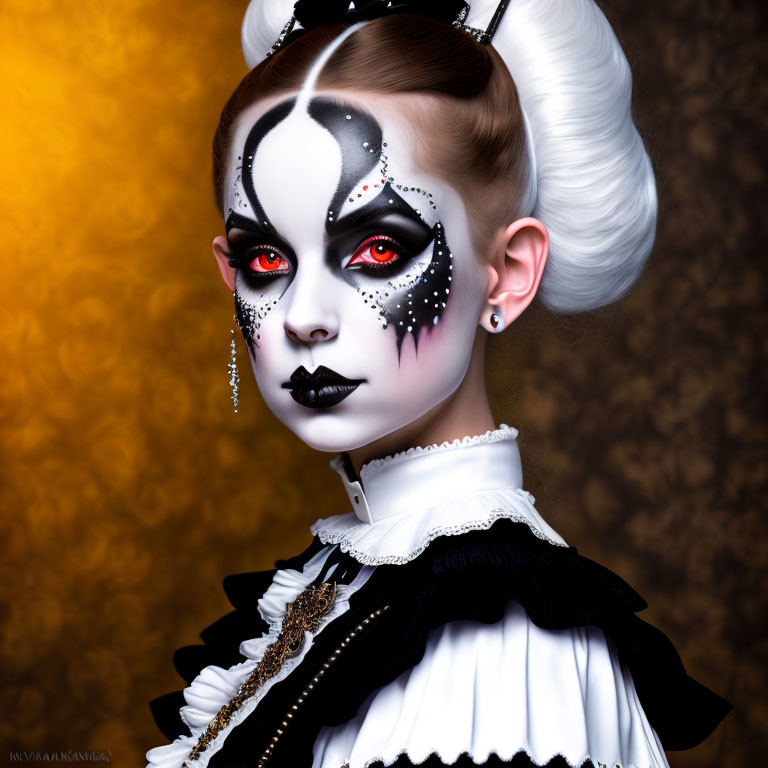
[281,365,365,409]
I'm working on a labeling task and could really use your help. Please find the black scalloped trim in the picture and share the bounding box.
[204,750,581,768]
[371,753,583,767]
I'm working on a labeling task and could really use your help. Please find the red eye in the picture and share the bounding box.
[348,237,401,269]
[249,250,290,274]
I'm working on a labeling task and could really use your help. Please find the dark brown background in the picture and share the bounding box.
[0,0,765,766]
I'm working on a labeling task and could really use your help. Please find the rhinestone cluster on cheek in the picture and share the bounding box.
[234,285,277,353]
[339,139,456,355]
[354,222,454,356]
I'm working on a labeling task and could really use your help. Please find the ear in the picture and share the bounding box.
[479,217,549,333]
[213,235,237,292]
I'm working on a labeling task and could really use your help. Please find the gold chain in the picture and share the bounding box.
[181,581,338,766]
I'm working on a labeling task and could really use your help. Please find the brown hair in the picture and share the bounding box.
[212,16,529,252]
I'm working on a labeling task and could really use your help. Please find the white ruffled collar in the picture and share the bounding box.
[311,425,566,566]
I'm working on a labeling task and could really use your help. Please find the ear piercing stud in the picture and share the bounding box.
[490,307,504,332]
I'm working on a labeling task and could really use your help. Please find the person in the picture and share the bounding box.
[146,1,732,766]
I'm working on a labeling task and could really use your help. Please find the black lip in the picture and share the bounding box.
[281,365,366,409]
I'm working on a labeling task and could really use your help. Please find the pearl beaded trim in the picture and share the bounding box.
[257,606,391,766]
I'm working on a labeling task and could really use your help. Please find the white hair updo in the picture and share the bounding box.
[240,0,657,314]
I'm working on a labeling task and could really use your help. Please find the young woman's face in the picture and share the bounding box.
[220,91,490,452]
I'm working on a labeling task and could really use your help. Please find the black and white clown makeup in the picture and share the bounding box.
[222,30,489,451]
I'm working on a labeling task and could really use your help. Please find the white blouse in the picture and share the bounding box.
[310,426,668,768]
[146,425,669,768]
[312,603,666,768]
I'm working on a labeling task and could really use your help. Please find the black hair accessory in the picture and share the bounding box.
[293,0,469,29]
[265,0,511,58]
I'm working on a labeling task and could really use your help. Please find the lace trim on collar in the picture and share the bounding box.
[315,509,564,566]
[311,488,567,567]
[358,423,519,474]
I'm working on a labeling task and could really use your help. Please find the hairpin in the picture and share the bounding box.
[452,0,510,44]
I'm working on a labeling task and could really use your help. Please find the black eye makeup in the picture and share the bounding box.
[345,235,405,273]
[226,242,292,280]
[329,185,432,246]
[328,185,435,281]
[226,96,457,360]
[224,211,296,290]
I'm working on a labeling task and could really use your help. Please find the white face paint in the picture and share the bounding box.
[222,88,488,452]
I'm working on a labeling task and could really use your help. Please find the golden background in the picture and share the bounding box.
[0,0,765,766]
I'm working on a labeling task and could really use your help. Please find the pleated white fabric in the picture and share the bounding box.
[312,601,669,768]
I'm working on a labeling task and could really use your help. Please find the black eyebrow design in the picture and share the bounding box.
[236,98,296,231]
[224,211,296,261]
[308,98,383,215]
[225,211,267,238]
[327,183,432,240]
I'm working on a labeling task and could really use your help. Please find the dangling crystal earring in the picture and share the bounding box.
[227,314,240,413]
